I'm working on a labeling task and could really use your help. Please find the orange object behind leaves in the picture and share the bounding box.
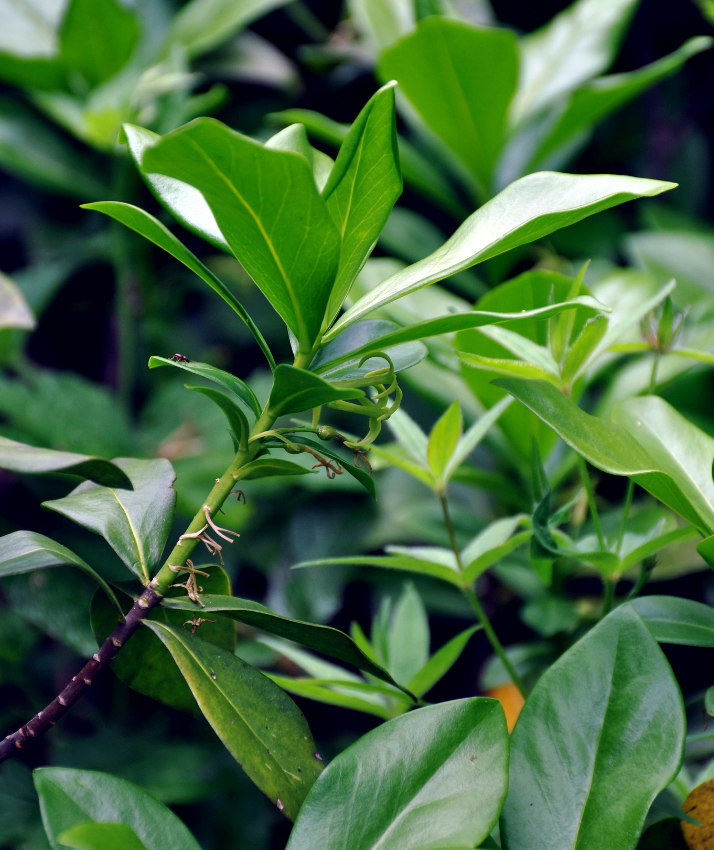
[486,682,525,732]
[682,779,714,849]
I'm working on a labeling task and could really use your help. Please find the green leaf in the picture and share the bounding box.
[239,457,315,480]
[527,37,713,170]
[267,365,362,417]
[286,435,376,498]
[444,396,512,482]
[34,767,200,850]
[0,435,132,488]
[497,380,714,535]
[84,204,274,370]
[141,118,341,352]
[161,593,401,688]
[91,570,235,715]
[286,699,508,850]
[322,83,401,321]
[186,385,248,450]
[379,17,519,194]
[408,626,479,698]
[387,582,429,687]
[629,596,714,646]
[265,124,334,192]
[0,270,35,330]
[144,620,323,821]
[326,172,672,340]
[59,0,138,87]
[59,822,147,850]
[500,606,685,850]
[427,399,462,489]
[268,675,393,720]
[293,553,462,587]
[560,313,609,385]
[163,0,292,58]
[511,0,639,125]
[462,516,532,584]
[0,530,120,615]
[44,458,176,584]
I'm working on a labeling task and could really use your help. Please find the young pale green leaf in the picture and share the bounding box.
[0,435,132,488]
[84,204,274,370]
[269,675,393,720]
[34,767,201,850]
[0,270,34,330]
[59,0,139,88]
[500,606,685,850]
[408,626,479,698]
[141,118,341,352]
[267,364,362,418]
[510,0,639,126]
[144,620,323,820]
[265,124,333,191]
[44,459,176,584]
[238,457,315,480]
[427,399,462,489]
[444,396,512,482]
[387,583,429,687]
[59,821,147,850]
[462,516,532,584]
[497,379,714,535]
[186,385,249,450]
[326,172,672,340]
[618,525,698,573]
[293,553,462,587]
[148,356,261,416]
[368,443,434,488]
[473,325,562,375]
[560,313,609,385]
[0,530,120,614]
[629,596,714,647]
[161,593,401,688]
[458,353,559,385]
[322,83,401,322]
[526,36,712,170]
[379,17,519,194]
[286,699,508,850]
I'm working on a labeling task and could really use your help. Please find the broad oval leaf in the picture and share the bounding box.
[267,365,363,417]
[286,698,509,850]
[59,822,147,850]
[629,596,714,647]
[33,767,200,850]
[141,118,341,352]
[43,458,176,584]
[0,435,132,488]
[327,171,674,340]
[0,530,120,614]
[500,606,685,850]
[144,620,323,821]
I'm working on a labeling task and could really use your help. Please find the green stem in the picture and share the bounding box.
[615,479,635,554]
[438,493,526,697]
[602,577,616,617]
[577,455,605,550]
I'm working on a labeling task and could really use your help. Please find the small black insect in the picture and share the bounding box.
[171,353,190,363]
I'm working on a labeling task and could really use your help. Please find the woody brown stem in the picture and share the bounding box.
[0,584,162,762]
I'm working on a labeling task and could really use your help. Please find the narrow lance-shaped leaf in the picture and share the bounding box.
[427,399,462,489]
[141,118,341,352]
[144,620,323,821]
[44,459,176,584]
[286,699,509,850]
[500,606,685,850]
[267,364,363,417]
[325,172,672,341]
[322,82,401,323]
[629,596,714,647]
[0,435,132,488]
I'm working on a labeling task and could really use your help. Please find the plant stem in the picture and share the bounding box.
[438,493,526,698]
[602,577,616,616]
[615,479,635,554]
[576,455,605,550]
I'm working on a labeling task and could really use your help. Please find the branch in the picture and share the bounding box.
[0,584,162,761]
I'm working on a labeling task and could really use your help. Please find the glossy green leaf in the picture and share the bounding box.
[239,457,315,480]
[322,83,401,321]
[267,365,362,417]
[288,435,376,498]
[91,570,235,715]
[287,699,508,850]
[265,124,334,191]
[269,675,393,720]
[59,821,147,850]
[141,118,341,352]
[0,530,120,614]
[408,626,479,698]
[630,596,714,646]
[34,767,200,850]
[497,380,714,535]
[163,0,291,58]
[59,0,139,87]
[427,399,462,489]
[380,17,518,194]
[527,37,712,170]
[560,314,609,385]
[327,172,672,339]
[511,0,639,125]
[0,435,132,488]
[161,593,401,687]
[500,606,685,850]
[186,385,249,450]
[0,270,34,330]
[144,620,323,820]
[84,204,274,370]
[293,553,461,587]
[44,458,176,584]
